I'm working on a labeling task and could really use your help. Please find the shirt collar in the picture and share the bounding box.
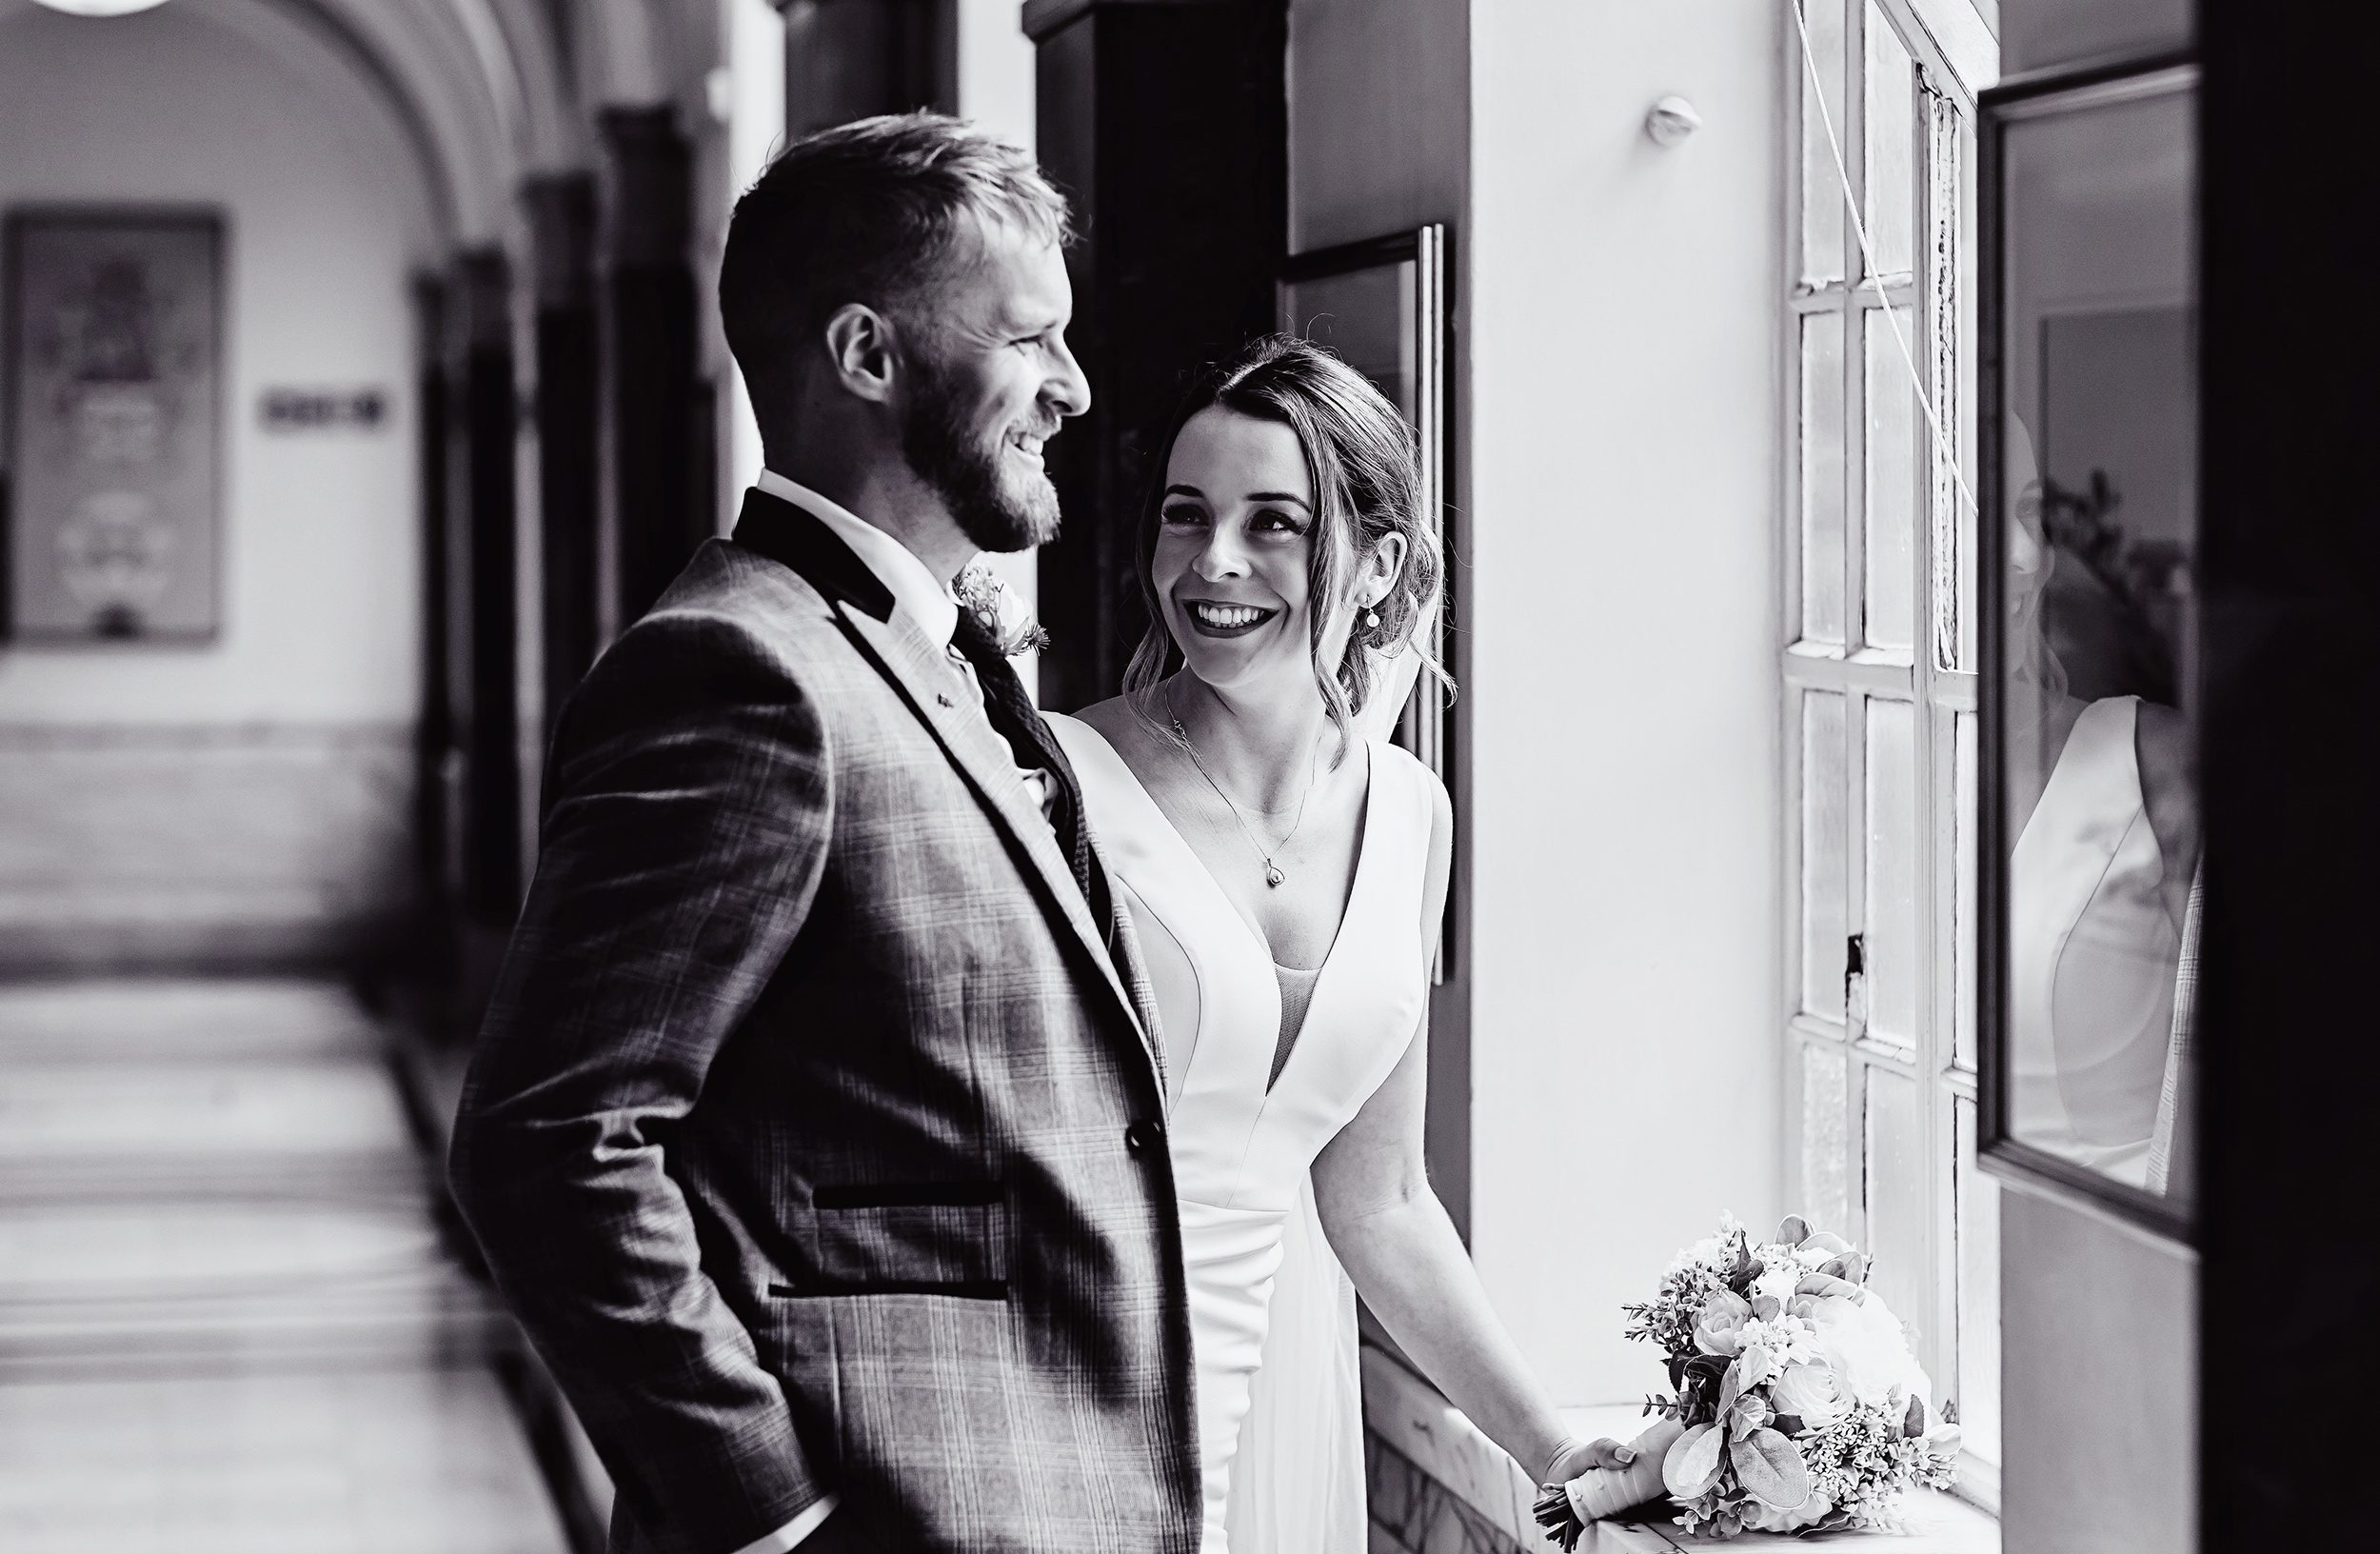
[755,469,962,649]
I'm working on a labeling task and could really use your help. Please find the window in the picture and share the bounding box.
[1783,0,2000,1503]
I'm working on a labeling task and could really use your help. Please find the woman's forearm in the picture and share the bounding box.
[1325,1189,1573,1484]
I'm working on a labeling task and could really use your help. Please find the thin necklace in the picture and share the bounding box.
[1166,689,1317,889]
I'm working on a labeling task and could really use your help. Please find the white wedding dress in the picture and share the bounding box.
[1048,713,1437,1554]
[2009,695,2181,1185]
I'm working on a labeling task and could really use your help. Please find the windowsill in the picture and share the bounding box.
[1360,1344,1999,1552]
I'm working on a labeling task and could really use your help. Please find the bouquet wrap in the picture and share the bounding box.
[1559,1420,1682,1522]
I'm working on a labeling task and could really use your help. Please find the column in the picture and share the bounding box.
[525,173,602,740]
[600,107,701,626]
[410,276,452,901]
[778,0,957,136]
[1022,0,1287,710]
[450,249,521,919]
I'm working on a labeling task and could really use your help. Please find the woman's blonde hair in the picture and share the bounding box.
[1122,335,1450,758]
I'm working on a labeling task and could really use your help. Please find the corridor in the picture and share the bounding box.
[0,979,571,1554]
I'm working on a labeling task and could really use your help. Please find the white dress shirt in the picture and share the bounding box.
[754,471,1054,822]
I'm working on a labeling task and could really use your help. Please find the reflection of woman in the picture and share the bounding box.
[2006,420,2199,1186]
[1047,338,1626,1552]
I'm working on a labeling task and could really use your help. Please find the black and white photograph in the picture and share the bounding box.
[0,3,2368,1553]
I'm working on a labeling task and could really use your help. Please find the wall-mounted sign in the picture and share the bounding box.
[4,207,223,643]
[260,388,387,431]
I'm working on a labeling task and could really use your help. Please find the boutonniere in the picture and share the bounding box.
[953,559,1050,657]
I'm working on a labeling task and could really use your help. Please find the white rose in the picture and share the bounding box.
[1752,1264,1803,1309]
[1768,1362,1852,1429]
[1802,1294,1928,1408]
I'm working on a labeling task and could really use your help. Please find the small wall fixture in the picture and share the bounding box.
[1644,95,1702,148]
[32,0,175,13]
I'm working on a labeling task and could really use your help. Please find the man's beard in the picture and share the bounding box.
[900,349,1061,553]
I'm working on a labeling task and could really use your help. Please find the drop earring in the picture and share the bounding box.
[1363,606,1380,631]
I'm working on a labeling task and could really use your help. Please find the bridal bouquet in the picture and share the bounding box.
[1535,1215,1959,1546]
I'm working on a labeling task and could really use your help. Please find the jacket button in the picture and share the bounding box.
[1124,1119,1162,1155]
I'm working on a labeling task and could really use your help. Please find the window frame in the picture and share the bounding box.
[1780,0,2000,1512]
[1973,56,2201,1245]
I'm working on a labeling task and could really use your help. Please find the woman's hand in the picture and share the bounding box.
[1542,1435,1637,1485]
[1539,1418,1683,1533]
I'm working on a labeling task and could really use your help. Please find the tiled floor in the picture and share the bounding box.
[0,978,570,1554]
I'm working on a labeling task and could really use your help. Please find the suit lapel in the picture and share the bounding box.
[832,601,1142,1020]
[732,490,1155,1066]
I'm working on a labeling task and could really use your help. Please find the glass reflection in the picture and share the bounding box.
[1996,74,2198,1205]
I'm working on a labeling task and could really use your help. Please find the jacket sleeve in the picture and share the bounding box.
[447,609,833,1554]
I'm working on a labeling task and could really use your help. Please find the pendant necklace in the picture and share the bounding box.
[1168,693,1317,889]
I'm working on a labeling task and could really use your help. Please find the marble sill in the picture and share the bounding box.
[1360,1344,1999,1554]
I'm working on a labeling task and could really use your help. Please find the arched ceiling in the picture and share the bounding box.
[276,0,562,244]
[183,0,456,253]
[5,0,710,249]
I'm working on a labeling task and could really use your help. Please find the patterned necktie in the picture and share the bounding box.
[950,610,1103,920]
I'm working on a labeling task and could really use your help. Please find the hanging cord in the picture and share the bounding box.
[1790,0,1982,519]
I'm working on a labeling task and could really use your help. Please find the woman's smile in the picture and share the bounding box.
[1182,598,1282,637]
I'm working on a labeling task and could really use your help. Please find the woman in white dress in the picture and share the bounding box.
[1044,337,1627,1553]
[2003,420,2199,1186]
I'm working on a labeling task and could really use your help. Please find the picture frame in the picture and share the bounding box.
[1279,224,1453,980]
[1977,59,2197,1242]
[1278,224,1451,780]
[3,207,225,643]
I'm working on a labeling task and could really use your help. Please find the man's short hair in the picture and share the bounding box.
[720,112,1072,405]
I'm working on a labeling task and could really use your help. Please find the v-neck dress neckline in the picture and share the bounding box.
[1115,726,1375,977]
[1049,717,1391,1182]
[1047,710,1434,1554]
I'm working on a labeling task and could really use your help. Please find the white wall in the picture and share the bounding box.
[0,1,426,726]
[1464,0,1786,1404]
[0,0,432,963]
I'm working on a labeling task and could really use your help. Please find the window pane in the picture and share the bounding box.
[1800,310,1847,647]
[1955,1098,2002,1464]
[1801,690,1849,1020]
[1802,1045,1852,1236]
[1863,1,1916,279]
[1953,710,1978,1071]
[1799,0,1847,286]
[1863,1066,1925,1333]
[1864,697,1917,1044]
[1999,83,2198,1199]
[1864,306,1917,653]
[1925,87,1969,674]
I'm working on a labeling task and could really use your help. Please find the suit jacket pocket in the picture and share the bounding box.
[773,1182,1008,1299]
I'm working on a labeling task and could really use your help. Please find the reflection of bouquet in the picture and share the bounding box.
[1535,1216,1959,1547]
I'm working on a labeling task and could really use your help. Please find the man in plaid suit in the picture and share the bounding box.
[449,115,1197,1554]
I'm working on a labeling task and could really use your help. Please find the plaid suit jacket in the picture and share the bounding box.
[449,490,1199,1554]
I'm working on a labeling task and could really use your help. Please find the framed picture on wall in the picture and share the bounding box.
[3,208,224,642]
[1277,223,1450,779]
